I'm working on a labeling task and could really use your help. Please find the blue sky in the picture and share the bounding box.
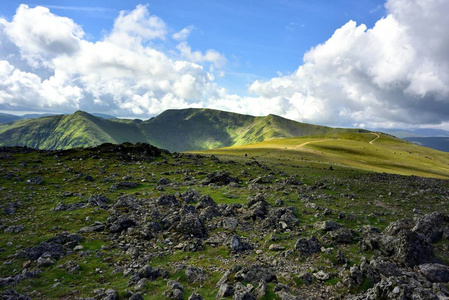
[0,0,448,129]
[0,0,386,95]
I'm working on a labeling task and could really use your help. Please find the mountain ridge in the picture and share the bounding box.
[0,108,364,152]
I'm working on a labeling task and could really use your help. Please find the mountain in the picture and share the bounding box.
[374,128,449,152]
[374,128,449,138]
[0,108,365,151]
[405,137,449,152]
[0,113,22,123]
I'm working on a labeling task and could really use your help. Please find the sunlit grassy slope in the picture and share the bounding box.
[199,132,449,179]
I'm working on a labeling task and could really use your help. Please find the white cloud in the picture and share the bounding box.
[176,41,226,68]
[173,25,194,41]
[245,0,449,128]
[0,0,448,130]
[0,4,222,116]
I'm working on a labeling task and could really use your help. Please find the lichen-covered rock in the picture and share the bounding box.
[295,236,322,255]
[417,263,449,283]
[176,214,206,238]
[412,212,449,243]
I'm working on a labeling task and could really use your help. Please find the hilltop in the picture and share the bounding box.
[0,109,364,152]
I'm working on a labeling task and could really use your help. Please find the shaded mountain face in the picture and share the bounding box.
[0,108,363,151]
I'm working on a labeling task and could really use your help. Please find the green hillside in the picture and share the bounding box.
[0,111,147,149]
[0,108,362,151]
[200,132,449,179]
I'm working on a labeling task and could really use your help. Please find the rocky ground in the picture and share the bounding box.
[0,143,449,299]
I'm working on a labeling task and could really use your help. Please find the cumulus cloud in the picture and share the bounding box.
[173,25,194,41]
[0,1,448,129]
[176,42,226,68]
[245,0,449,128]
[0,4,222,116]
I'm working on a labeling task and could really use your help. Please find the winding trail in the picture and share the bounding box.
[296,139,333,148]
[369,133,380,145]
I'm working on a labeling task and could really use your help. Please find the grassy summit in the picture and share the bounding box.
[0,108,363,152]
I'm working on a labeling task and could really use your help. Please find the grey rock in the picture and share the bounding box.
[138,265,161,281]
[109,216,136,233]
[295,236,322,255]
[87,195,110,209]
[4,225,25,233]
[216,284,234,298]
[202,171,239,186]
[156,195,179,207]
[275,290,302,300]
[233,282,256,300]
[79,222,105,233]
[196,195,218,209]
[314,220,342,231]
[176,214,206,238]
[167,280,184,291]
[234,265,276,284]
[166,288,183,300]
[129,293,144,300]
[53,201,85,211]
[253,280,267,299]
[418,263,449,283]
[188,292,203,300]
[26,176,43,185]
[229,235,252,252]
[186,267,207,283]
[328,228,355,244]
[412,212,449,243]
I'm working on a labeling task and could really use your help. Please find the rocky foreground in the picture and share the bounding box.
[0,143,449,299]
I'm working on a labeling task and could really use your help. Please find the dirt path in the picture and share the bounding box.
[296,139,333,148]
[369,133,380,145]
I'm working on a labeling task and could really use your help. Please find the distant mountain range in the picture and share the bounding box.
[0,112,115,124]
[374,128,449,152]
[0,109,364,152]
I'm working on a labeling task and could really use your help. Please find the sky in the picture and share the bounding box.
[0,0,448,129]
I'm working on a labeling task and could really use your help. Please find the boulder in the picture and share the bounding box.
[295,236,322,255]
[176,214,206,238]
[314,220,342,232]
[186,267,207,283]
[412,212,449,243]
[234,265,276,284]
[417,263,449,283]
[229,235,252,252]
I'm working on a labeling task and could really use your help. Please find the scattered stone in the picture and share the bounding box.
[253,280,267,299]
[295,236,322,255]
[186,267,207,283]
[176,214,206,238]
[79,222,105,233]
[53,201,85,211]
[328,228,355,244]
[112,181,138,189]
[4,225,25,233]
[26,176,43,185]
[269,244,286,251]
[216,283,234,298]
[109,216,136,233]
[314,220,342,232]
[87,195,110,209]
[202,171,239,186]
[229,235,252,252]
[313,270,330,281]
[417,263,449,283]
[234,265,277,284]
[188,292,203,300]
